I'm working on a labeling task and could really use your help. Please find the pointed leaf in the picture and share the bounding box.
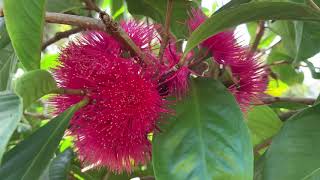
[184,2,320,55]
[247,105,282,146]
[0,92,22,162]
[263,103,320,179]
[153,79,253,180]
[0,102,83,180]
[14,69,57,109]
[48,148,74,180]
[3,0,46,70]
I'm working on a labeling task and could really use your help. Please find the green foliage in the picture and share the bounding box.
[262,104,320,179]
[48,148,74,180]
[14,70,57,109]
[0,102,83,180]
[247,105,283,146]
[0,19,17,91]
[0,92,22,162]
[184,2,320,56]
[267,42,304,85]
[153,79,253,180]
[3,0,46,71]
[126,0,195,39]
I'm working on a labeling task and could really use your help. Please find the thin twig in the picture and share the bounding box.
[254,137,272,155]
[250,21,265,53]
[158,0,174,63]
[83,0,100,12]
[140,176,155,180]
[262,97,315,105]
[306,0,320,12]
[24,111,53,119]
[42,27,83,50]
[278,110,300,121]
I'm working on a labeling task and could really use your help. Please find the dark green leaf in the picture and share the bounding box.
[184,2,320,55]
[262,103,320,179]
[216,0,252,13]
[14,70,57,109]
[49,148,74,180]
[153,79,253,180]
[126,0,194,39]
[247,105,282,146]
[0,103,82,180]
[0,92,22,162]
[0,19,17,91]
[305,60,320,79]
[4,0,46,70]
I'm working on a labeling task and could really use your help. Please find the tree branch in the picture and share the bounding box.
[158,0,174,63]
[52,88,86,96]
[262,97,315,105]
[42,27,83,50]
[0,9,149,64]
[250,21,265,53]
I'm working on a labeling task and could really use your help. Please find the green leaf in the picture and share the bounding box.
[3,0,46,70]
[216,0,252,13]
[0,92,22,162]
[247,105,283,146]
[184,2,320,55]
[126,0,194,39]
[46,0,84,13]
[0,103,82,180]
[262,103,320,179]
[267,42,304,85]
[0,19,17,91]
[40,54,59,70]
[48,148,74,180]
[153,78,253,180]
[111,0,124,20]
[14,69,57,109]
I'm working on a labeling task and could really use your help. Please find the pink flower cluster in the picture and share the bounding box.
[51,8,267,173]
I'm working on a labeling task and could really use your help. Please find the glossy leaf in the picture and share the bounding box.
[0,19,17,91]
[0,92,22,162]
[48,148,74,180]
[247,105,282,146]
[3,0,46,70]
[126,0,194,39]
[153,79,253,180]
[14,69,57,109]
[262,103,320,179]
[0,102,84,180]
[184,2,320,55]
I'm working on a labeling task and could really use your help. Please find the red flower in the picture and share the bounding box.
[187,8,268,110]
[51,30,167,173]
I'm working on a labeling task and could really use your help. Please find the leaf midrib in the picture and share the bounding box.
[191,84,209,179]
[20,108,74,179]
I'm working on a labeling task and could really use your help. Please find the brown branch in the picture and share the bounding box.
[262,97,315,105]
[83,0,100,12]
[158,0,174,63]
[42,27,83,50]
[250,21,265,53]
[306,0,320,12]
[0,9,148,64]
[254,137,272,155]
